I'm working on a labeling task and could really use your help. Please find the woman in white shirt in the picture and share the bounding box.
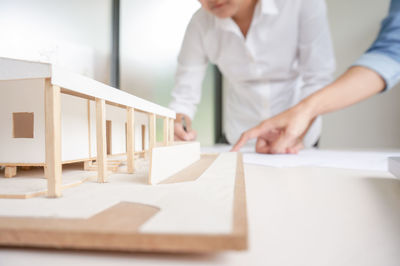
[169,0,335,150]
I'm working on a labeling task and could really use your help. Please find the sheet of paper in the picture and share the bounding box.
[202,145,400,172]
[243,149,400,172]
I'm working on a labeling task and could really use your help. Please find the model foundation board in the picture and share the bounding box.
[0,152,247,252]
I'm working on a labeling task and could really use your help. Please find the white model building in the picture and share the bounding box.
[0,57,200,198]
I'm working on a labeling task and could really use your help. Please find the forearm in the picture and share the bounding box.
[302,66,386,118]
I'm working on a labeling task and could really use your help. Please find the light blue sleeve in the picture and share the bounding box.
[353,0,400,90]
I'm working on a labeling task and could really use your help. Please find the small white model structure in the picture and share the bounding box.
[0,57,200,197]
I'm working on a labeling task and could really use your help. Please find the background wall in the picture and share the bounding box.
[321,0,400,149]
[0,0,111,83]
[120,0,216,146]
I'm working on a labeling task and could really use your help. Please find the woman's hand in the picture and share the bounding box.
[174,113,197,141]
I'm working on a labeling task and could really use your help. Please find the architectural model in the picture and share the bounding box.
[0,57,248,253]
[0,57,200,197]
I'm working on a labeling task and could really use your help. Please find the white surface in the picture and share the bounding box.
[105,104,127,155]
[202,146,400,172]
[51,64,175,118]
[0,57,176,119]
[0,152,235,235]
[0,57,50,80]
[141,152,236,233]
[89,100,97,157]
[135,111,149,151]
[61,94,90,161]
[244,149,400,172]
[388,157,400,179]
[1,155,400,266]
[0,79,46,164]
[0,166,94,195]
[149,142,201,184]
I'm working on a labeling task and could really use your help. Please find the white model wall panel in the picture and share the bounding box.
[88,101,150,156]
[89,100,97,158]
[0,79,45,163]
[135,111,149,151]
[106,104,127,155]
[61,94,90,161]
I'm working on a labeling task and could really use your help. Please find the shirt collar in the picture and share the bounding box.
[215,0,279,33]
[260,0,278,15]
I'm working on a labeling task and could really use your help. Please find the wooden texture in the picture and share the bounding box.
[127,107,135,173]
[161,154,217,184]
[163,117,169,146]
[96,98,107,183]
[148,114,156,178]
[106,120,112,155]
[45,80,62,198]
[4,166,17,178]
[83,161,92,171]
[169,118,174,143]
[0,153,247,252]
[149,142,200,185]
[149,114,156,150]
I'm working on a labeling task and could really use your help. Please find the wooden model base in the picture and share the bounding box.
[0,153,247,253]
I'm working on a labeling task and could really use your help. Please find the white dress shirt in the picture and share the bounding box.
[169,0,335,147]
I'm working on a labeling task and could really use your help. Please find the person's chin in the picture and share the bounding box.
[211,6,235,18]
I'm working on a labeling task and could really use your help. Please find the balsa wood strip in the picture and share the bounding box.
[169,118,174,143]
[4,166,17,178]
[163,117,169,146]
[232,153,248,249]
[160,154,217,184]
[45,80,62,198]
[95,98,107,183]
[126,107,135,174]
[148,114,156,184]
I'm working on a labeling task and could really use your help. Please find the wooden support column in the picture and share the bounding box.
[83,161,92,171]
[4,166,17,178]
[163,117,169,146]
[149,113,156,151]
[169,118,174,144]
[45,79,62,198]
[127,107,135,174]
[96,98,107,183]
[148,113,156,184]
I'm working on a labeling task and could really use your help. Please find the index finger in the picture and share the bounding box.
[231,127,261,152]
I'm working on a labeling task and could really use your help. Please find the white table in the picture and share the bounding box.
[1,160,400,266]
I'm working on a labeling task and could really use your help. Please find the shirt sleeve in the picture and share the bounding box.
[297,0,336,100]
[169,13,209,119]
[352,0,400,91]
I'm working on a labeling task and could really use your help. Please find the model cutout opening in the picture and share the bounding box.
[141,124,146,151]
[13,112,34,138]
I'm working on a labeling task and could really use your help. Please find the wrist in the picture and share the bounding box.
[297,95,320,120]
